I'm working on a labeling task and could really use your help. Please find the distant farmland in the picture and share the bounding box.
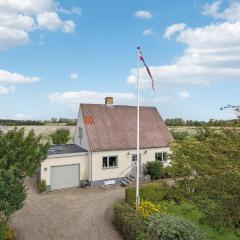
[0,125,76,142]
[1,125,239,144]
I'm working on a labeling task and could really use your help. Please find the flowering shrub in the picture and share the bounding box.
[138,200,160,219]
[38,180,47,193]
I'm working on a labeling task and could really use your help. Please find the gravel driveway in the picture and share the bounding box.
[11,177,124,240]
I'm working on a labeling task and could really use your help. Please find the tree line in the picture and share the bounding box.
[165,118,240,127]
[0,118,77,126]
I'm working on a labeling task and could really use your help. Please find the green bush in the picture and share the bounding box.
[147,214,208,240]
[147,161,163,180]
[113,202,150,240]
[126,182,185,207]
[0,213,15,240]
[50,128,70,144]
[38,180,47,193]
[170,129,190,141]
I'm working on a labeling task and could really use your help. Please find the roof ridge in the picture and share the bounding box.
[80,103,156,108]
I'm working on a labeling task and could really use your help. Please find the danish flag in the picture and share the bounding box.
[137,47,155,93]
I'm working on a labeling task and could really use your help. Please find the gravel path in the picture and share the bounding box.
[11,177,124,240]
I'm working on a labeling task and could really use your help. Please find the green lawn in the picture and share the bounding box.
[166,202,238,240]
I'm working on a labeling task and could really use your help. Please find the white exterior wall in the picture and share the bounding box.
[41,153,89,186]
[91,147,170,181]
[74,106,89,151]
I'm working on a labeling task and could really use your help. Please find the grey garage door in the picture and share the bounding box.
[51,164,80,190]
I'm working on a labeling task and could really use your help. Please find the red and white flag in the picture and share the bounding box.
[137,47,155,93]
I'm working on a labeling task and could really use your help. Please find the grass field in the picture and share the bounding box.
[166,202,238,240]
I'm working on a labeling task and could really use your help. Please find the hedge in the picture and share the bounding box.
[113,202,151,240]
[126,182,185,207]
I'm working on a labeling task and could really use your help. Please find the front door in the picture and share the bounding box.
[131,154,141,177]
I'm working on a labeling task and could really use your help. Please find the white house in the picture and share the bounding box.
[40,97,173,191]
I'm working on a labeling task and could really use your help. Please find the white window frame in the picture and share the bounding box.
[155,152,168,162]
[102,156,118,169]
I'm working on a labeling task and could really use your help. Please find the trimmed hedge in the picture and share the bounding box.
[147,213,208,240]
[113,202,150,240]
[126,182,185,207]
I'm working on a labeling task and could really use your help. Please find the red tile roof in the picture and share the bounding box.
[81,104,173,152]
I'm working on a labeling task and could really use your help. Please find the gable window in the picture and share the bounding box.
[79,127,83,139]
[155,152,168,162]
[102,156,118,169]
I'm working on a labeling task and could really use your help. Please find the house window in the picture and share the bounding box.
[102,156,118,169]
[132,154,141,161]
[79,127,83,139]
[155,152,168,162]
[132,154,137,162]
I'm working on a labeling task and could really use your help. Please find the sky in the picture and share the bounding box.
[0,0,239,121]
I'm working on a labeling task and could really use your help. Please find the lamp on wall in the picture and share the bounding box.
[127,152,130,156]
[144,150,147,154]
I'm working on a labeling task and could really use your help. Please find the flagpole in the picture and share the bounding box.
[136,48,140,210]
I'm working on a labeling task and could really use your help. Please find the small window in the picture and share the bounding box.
[102,156,118,169]
[102,157,108,168]
[155,152,168,162]
[109,156,117,167]
[79,127,83,139]
[163,152,168,161]
[155,153,162,161]
[132,154,141,162]
[132,154,137,162]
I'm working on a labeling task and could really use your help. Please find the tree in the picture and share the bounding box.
[0,128,49,216]
[170,127,240,232]
[50,128,70,144]
[221,105,240,119]
[165,118,186,126]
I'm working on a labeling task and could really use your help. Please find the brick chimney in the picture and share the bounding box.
[105,97,113,106]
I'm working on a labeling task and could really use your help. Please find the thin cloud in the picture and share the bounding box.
[164,23,186,39]
[134,11,153,19]
[70,73,79,80]
[48,90,137,110]
[178,91,190,98]
[143,28,154,36]
[203,1,240,22]
[0,86,15,96]
[0,70,40,83]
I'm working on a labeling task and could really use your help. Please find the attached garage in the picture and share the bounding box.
[41,144,89,191]
[51,164,80,190]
